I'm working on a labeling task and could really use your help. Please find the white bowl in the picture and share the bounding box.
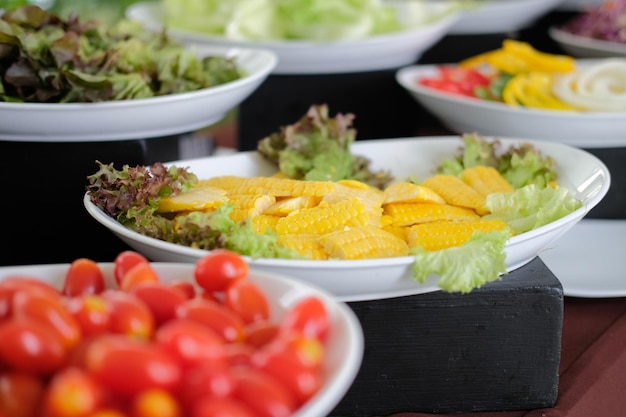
[0,262,364,417]
[84,136,610,302]
[549,27,626,59]
[449,0,565,35]
[125,1,459,75]
[396,61,626,148]
[0,45,277,142]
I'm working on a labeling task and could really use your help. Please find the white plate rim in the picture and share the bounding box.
[549,26,626,57]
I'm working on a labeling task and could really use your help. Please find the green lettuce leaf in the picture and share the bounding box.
[411,229,510,293]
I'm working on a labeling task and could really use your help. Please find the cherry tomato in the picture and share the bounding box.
[230,367,296,417]
[63,258,105,296]
[129,283,187,326]
[64,294,111,337]
[244,320,279,348]
[224,279,270,324]
[0,276,61,300]
[194,250,248,293]
[166,280,196,299]
[102,290,154,339]
[43,367,104,417]
[0,371,45,417]
[131,388,181,417]
[280,297,330,343]
[176,298,245,343]
[154,318,226,368]
[113,251,150,287]
[85,335,181,397]
[0,318,67,374]
[119,262,160,292]
[12,290,82,350]
[265,331,325,371]
[190,396,254,417]
[179,364,236,412]
[223,343,254,367]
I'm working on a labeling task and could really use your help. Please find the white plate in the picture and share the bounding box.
[84,136,610,302]
[396,60,626,148]
[0,262,364,417]
[549,26,626,58]
[540,219,626,298]
[125,1,459,75]
[557,0,604,11]
[449,0,565,35]
[0,45,276,142]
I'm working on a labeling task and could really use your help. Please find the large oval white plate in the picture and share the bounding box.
[84,136,610,302]
[540,219,626,298]
[0,262,363,417]
[549,26,626,58]
[396,60,626,148]
[0,45,277,142]
[125,1,459,75]
[449,0,565,35]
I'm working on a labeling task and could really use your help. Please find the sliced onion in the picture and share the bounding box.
[552,59,626,112]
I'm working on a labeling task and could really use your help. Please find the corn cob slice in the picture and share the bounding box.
[277,234,328,260]
[275,197,370,235]
[264,196,321,216]
[321,225,410,260]
[203,176,337,198]
[323,182,385,227]
[157,186,228,213]
[382,224,410,243]
[421,174,488,215]
[407,219,510,251]
[251,214,281,234]
[383,182,446,205]
[461,166,514,197]
[227,194,276,222]
[384,202,479,227]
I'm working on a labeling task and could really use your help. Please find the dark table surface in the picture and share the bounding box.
[1,8,625,417]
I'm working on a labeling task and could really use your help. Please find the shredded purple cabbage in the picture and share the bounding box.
[560,0,626,43]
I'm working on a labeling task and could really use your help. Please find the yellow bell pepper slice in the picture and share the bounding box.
[503,72,580,110]
[501,39,575,73]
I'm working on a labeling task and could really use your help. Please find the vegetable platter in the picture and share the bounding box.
[84,135,610,302]
[0,6,277,142]
[125,1,460,74]
[0,251,364,417]
[396,40,626,148]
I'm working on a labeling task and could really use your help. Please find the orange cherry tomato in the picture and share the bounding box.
[224,279,270,324]
[0,318,67,374]
[63,258,105,296]
[280,297,330,343]
[12,290,82,350]
[119,262,160,292]
[0,371,45,417]
[194,250,248,293]
[43,367,104,417]
[129,283,187,326]
[113,251,150,287]
[176,298,245,343]
[102,290,154,339]
[131,388,182,417]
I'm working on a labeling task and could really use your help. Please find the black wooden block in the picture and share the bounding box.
[331,257,563,416]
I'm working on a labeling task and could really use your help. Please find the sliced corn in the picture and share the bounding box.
[407,219,510,251]
[157,186,228,213]
[384,202,479,227]
[461,166,514,197]
[421,174,488,215]
[321,225,410,260]
[383,182,446,205]
[275,197,370,235]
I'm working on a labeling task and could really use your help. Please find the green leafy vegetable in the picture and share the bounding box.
[411,230,509,293]
[257,104,394,189]
[0,5,241,103]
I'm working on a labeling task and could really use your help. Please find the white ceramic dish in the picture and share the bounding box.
[449,0,565,35]
[557,0,604,11]
[396,60,626,148]
[0,45,276,142]
[84,136,610,302]
[549,26,626,58]
[125,1,459,75]
[540,219,626,298]
[0,262,364,417]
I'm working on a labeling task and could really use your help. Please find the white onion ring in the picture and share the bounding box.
[552,59,626,112]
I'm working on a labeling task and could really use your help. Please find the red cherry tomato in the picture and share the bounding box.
[119,262,160,292]
[224,279,270,324]
[230,367,296,417]
[0,318,67,374]
[131,388,182,417]
[102,290,154,339]
[64,294,111,337]
[113,251,150,287]
[0,371,45,417]
[166,280,196,299]
[244,320,279,348]
[12,290,82,350]
[190,396,255,417]
[280,297,330,343]
[176,298,245,343]
[129,283,187,326]
[179,364,236,412]
[63,258,105,296]
[194,250,248,293]
[43,367,104,417]
[0,276,61,300]
[84,335,181,397]
[154,318,226,368]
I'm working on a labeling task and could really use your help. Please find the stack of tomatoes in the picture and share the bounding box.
[0,250,330,417]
